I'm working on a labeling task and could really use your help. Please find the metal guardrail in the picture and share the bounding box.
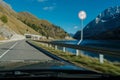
[34,40,120,57]
[34,40,120,63]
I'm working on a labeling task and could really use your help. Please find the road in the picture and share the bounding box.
[0,40,97,72]
[0,40,53,61]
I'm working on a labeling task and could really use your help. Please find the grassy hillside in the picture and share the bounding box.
[17,12,69,39]
[0,1,40,36]
[0,0,70,40]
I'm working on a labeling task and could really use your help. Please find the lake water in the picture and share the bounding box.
[54,40,120,62]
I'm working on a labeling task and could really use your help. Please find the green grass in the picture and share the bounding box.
[31,41,120,76]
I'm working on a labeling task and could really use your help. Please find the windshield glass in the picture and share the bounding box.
[0,0,120,77]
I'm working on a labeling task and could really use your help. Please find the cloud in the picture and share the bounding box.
[38,0,47,2]
[38,0,56,11]
[74,26,78,29]
[43,6,55,11]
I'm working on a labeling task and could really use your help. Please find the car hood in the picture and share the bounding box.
[0,60,85,71]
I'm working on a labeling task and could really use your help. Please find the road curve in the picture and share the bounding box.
[0,40,53,61]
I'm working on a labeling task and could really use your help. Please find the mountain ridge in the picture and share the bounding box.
[17,11,70,39]
[0,0,70,40]
[0,0,39,40]
[74,6,120,40]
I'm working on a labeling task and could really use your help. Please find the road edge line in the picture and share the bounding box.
[0,42,18,59]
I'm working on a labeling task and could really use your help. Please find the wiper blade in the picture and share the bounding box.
[0,69,114,78]
[0,71,28,77]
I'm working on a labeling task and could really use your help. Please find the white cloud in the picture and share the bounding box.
[38,0,47,2]
[74,26,78,29]
[43,6,55,11]
[38,0,56,11]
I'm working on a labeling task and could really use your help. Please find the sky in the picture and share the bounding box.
[4,0,120,34]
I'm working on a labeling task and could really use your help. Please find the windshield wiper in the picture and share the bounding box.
[0,69,114,79]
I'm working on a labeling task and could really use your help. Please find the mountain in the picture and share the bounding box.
[73,31,81,40]
[0,0,70,40]
[17,12,69,39]
[69,33,74,37]
[74,6,120,40]
[0,0,39,40]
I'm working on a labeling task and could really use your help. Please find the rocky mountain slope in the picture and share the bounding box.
[0,0,39,40]
[74,6,120,40]
[17,12,69,39]
[0,0,70,40]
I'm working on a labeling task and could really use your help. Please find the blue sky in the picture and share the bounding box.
[4,0,120,34]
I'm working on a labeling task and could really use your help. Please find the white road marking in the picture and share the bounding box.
[0,42,18,59]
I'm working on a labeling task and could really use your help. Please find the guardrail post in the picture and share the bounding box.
[55,45,57,50]
[76,49,79,56]
[99,54,104,64]
[47,43,49,47]
[63,47,66,52]
[49,44,52,47]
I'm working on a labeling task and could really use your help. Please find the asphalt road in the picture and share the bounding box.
[0,40,53,61]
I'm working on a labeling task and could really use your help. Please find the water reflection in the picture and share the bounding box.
[55,40,120,62]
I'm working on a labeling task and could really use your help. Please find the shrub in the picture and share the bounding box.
[0,15,8,23]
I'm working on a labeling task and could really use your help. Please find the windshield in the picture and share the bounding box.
[0,0,120,78]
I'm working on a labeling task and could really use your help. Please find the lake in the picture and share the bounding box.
[53,40,120,62]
